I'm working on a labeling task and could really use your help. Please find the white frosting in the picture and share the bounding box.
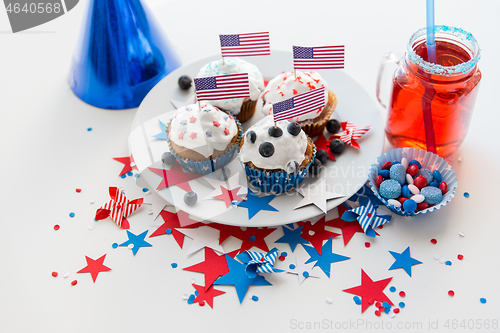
[239,115,308,170]
[196,57,265,114]
[260,71,330,122]
[169,103,238,158]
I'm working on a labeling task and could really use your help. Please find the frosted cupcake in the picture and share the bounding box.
[239,115,315,193]
[167,103,242,175]
[259,71,337,137]
[196,57,265,123]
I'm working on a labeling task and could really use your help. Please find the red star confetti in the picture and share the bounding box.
[239,227,276,253]
[94,187,143,229]
[113,155,136,177]
[214,186,244,208]
[343,269,393,313]
[330,121,372,150]
[76,254,112,282]
[184,248,229,290]
[192,284,226,309]
[298,217,340,254]
[207,223,247,245]
[313,133,335,161]
[149,210,204,248]
[149,162,201,192]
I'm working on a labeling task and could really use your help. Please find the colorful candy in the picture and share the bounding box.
[401,185,410,198]
[416,169,433,185]
[439,182,448,195]
[407,164,419,177]
[380,180,402,199]
[413,176,427,190]
[376,175,383,188]
[390,164,406,185]
[382,161,393,170]
[402,198,417,212]
[421,187,443,205]
[432,170,443,183]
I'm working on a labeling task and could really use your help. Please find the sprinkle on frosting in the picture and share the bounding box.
[260,71,330,122]
[189,132,197,140]
[196,57,265,114]
[213,120,220,127]
[189,116,196,123]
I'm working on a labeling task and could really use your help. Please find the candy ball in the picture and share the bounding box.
[403,198,417,212]
[380,180,402,199]
[390,164,406,185]
[416,168,433,185]
[184,191,198,205]
[421,186,443,205]
[161,152,176,166]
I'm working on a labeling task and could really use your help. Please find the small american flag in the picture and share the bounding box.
[293,45,345,69]
[219,32,270,57]
[272,87,326,122]
[194,73,250,101]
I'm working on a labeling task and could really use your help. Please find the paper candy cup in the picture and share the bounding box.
[368,147,458,217]
[243,137,316,194]
[166,119,243,175]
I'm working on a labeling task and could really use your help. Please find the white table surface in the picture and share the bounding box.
[1,1,499,332]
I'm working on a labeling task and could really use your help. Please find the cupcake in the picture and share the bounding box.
[259,70,337,137]
[239,115,316,193]
[166,103,242,175]
[196,57,265,123]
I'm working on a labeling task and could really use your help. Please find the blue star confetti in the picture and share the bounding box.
[213,254,272,303]
[303,237,350,277]
[233,188,278,219]
[388,246,422,277]
[274,225,308,252]
[119,230,153,255]
[153,120,168,140]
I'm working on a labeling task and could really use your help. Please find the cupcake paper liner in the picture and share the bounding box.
[167,119,243,176]
[368,147,458,217]
[243,137,316,194]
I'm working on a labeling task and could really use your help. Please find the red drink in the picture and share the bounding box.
[385,27,481,157]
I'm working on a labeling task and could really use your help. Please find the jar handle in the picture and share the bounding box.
[376,52,401,109]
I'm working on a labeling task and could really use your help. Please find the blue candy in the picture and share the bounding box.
[416,168,433,185]
[380,180,402,199]
[402,185,411,198]
[429,181,439,187]
[433,170,443,183]
[403,199,417,212]
[392,161,401,165]
[409,160,422,168]
[421,186,443,205]
[390,164,406,185]
[378,169,390,178]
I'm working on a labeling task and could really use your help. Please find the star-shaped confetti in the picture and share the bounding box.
[204,173,247,203]
[192,284,226,309]
[184,248,229,290]
[313,133,335,161]
[330,121,372,150]
[388,246,422,277]
[214,187,244,208]
[239,227,276,253]
[149,162,201,192]
[149,210,204,248]
[236,247,284,277]
[294,179,344,214]
[142,192,168,220]
[213,254,272,303]
[119,230,152,255]
[287,258,320,285]
[113,155,136,177]
[343,269,393,313]
[177,226,225,255]
[303,237,350,277]
[274,225,308,252]
[76,254,111,282]
[299,216,341,254]
[206,223,247,245]
[233,189,278,219]
[94,187,143,229]
[152,120,168,140]
[341,196,391,237]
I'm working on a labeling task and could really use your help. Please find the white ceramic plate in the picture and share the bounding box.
[130,50,385,227]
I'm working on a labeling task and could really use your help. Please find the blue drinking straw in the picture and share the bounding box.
[426,0,437,63]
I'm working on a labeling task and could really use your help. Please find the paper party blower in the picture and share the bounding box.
[68,0,181,109]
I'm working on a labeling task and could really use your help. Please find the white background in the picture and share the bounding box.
[1,1,499,332]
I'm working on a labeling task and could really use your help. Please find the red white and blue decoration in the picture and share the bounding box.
[293,45,345,69]
[237,248,284,278]
[272,87,326,122]
[341,196,392,237]
[219,32,270,57]
[94,187,143,229]
[194,73,250,101]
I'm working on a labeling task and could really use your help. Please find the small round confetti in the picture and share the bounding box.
[87,127,92,131]
[142,188,149,193]
[365,242,371,248]
[88,224,95,230]
[51,271,58,277]
[249,236,256,242]
[457,254,464,260]
[71,280,78,286]
[182,294,189,300]
[281,252,288,257]
[399,291,406,297]
[63,272,69,278]
[127,171,133,177]
[353,296,362,305]
[69,212,75,218]
[251,295,259,301]
[194,291,199,296]
[278,255,285,261]
[375,310,381,317]
[389,286,396,293]
[375,302,382,308]
[187,295,195,304]
[448,290,455,297]
[302,271,309,278]
[308,230,315,236]
[134,173,140,178]
[112,243,118,249]
[430,238,437,244]
[75,188,81,193]
[445,260,452,266]
[53,224,60,230]
[199,301,205,306]
[325,298,333,304]
[480,298,487,304]
[439,258,446,264]
[393,308,400,314]
[463,192,470,198]
[171,263,178,268]
[120,174,126,179]
[166,228,172,234]
[434,254,440,260]
[399,302,405,308]
[389,312,396,318]
[289,264,296,270]
[128,244,135,249]
[90,200,95,204]
[459,231,465,237]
